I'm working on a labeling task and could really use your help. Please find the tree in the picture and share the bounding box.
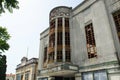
[0,27,10,80]
[0,0,19,79]
[0,0,19,14]
[0,27,10,53]
[0,55,6,80]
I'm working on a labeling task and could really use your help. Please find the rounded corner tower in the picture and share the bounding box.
[45,6,72,68]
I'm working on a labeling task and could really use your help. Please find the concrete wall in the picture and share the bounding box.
[104,0,120,64]
[70,0,117,67]
[38,28,49,70]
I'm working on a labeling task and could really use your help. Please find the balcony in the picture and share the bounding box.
[38,63,78,76]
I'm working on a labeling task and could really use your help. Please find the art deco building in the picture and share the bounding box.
[16,57,38,80]
[37,0,120,80]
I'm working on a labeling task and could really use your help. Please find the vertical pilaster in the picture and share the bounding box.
[55,18,58,63]
[63,17,66,62]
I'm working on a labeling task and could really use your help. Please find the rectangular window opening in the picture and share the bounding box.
[85,23,97,59]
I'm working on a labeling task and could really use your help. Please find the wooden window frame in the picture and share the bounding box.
[58,17,62,28]
[85,23,97,59]
[57,32,62,45]
[65,32,70,45]
[65,51,71,62]
[49,33,55,47]
[50,19,55,29]
[57,51,62,62]
[65,18,69,28]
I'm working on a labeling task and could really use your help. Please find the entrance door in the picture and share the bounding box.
[64,78,70,80]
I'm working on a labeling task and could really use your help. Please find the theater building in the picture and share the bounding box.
[37,0,120,80]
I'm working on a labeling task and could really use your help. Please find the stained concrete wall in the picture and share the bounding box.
[38,28,49,70]
[70,0,117,67]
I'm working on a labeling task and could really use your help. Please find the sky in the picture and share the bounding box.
[0,0,83,74]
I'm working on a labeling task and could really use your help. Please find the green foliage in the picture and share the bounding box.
[0,27,10,79]
[0,1,18,79]
[0,27,10,53]
[0,55,7,80]
[0,0,19,14]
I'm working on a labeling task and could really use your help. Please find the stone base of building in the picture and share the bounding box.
[37,61,120,80]
[76,61,120,80]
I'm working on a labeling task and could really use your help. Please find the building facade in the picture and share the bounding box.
[16,57,38,80]
[37,0,120,80]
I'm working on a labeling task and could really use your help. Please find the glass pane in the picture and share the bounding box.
[94,71,107,80]
[83,72,93,80]
[16,74,21,80]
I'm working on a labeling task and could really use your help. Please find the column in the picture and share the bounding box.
[54,18,58,63]
[62,17,65,62]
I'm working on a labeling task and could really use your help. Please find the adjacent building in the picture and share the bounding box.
[16,57,38,80]
[6,74,15,80]
[37,0,120,80]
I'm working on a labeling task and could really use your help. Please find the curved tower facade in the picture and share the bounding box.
[48,6,72,67]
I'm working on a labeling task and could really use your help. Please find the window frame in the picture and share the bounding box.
[85,23,97,59]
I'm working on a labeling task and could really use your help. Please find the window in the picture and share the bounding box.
[94,71,108,80]
[50,19,55,29]
[82,70,108,80]
[16,74,21,80]
[83,72,93,80]
[21,75,23,80]
[65,32,70,45]
[58,18,62,28]
[48,52,54,63]
[43,47,47,62]
[57,51,62,62]
[65,51,71,62]
[57,32,62,45]
[49,33,55,47]
[65,18,69,28]
[85,23,97,59]
[113,10,120,42]
[25,71,30,80]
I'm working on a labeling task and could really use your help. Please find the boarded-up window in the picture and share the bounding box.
[85,23,97,58]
